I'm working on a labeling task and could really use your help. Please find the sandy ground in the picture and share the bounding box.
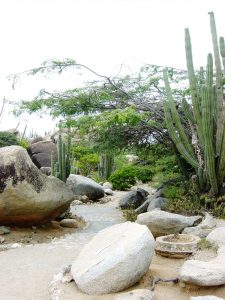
[0,186,224,300]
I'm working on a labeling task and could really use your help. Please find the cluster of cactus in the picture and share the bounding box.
[163,12,225,196]
[98,152,114,180]
[51,124,72,182]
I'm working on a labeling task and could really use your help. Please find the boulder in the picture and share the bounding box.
[135,188,163,214]
[114,289,155,300]
[136,210,202,237]
[183,213,216,238]
[28,140,57,168]
[0,146,74,225]
[71,222,155,294]
[206,227,225,247]
[147,197,168,211]
[66,175,104,201]
[119,188,149,209]
[180,246,225,286]
[40,167,51,176]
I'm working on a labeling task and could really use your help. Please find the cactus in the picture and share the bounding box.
[98,153,114,180]
[51,123,73,182]
[163,12,225,196]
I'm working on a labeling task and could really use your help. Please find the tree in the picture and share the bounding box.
[14,61,189,151]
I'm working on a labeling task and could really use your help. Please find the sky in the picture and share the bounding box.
[0,0,224,135]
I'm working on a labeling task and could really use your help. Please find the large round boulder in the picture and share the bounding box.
[0,146,74,225]
[28,140,57,168]
[66,174,104,200]
[71,222,155,294]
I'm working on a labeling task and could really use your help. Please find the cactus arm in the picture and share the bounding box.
[217,124,225,189]
[51,150,55,176]
[219,37,225,70]
[163,68,195,157]
[201,54,218,194]
[62,143,66,182]
[181,98,195,124]
[209,11,225,156]
[163,100,199,169]
[185,28,204,148]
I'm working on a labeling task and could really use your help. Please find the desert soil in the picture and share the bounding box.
[0,185,224,300]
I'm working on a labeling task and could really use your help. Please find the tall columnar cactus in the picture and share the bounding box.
[98,152,114,180]
[163,12,225,196]
[51,124,72,182]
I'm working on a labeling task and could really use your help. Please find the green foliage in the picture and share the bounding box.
[198,238,218,251]
[109,165,153,190]
[163,185,185,199]
[0,131,19,148]
[72,145,93,160]
[18,138,30,149]
[77,153,99,176]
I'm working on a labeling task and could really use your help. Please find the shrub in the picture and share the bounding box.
[18,138,30,149]
[109,165,153,190]
[77,153,99,176]
[163,185,185,199]
[0,131,19,148]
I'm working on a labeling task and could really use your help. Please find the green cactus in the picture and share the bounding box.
[163,12,225,196]
[51,123,73,182]
[98,152,114,180]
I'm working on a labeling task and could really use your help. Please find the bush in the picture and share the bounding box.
[18,138,30,149]
[163,185,185,199]
[109,165,153,190]
[77,153,99,176]
[0,131,19,148]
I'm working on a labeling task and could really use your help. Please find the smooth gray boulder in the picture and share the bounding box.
[206,227,225,247]
[114,289,155,300]
[135,188,163,214]
[67,174,104,200]
[136,209,202,237]
[119,188,149,209]
[147,197,168,211]
[0,146,74,225]
[180,246,225,286]
[71,222,155,294]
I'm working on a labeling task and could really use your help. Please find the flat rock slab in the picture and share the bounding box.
[136,209,201,237]
[71,222,155,294]
[113,289,155,300]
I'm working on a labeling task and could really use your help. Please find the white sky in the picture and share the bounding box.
[0,0,224,135]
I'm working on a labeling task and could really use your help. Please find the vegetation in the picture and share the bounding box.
[0,131,19,148]
[163,12,225,198]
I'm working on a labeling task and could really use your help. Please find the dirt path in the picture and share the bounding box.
[0,189,224,300]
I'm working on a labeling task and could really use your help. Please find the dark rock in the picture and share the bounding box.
[119,188,149,209]
[135,188,163,214]
[28,141,57,168]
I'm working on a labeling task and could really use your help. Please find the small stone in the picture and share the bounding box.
[103,182,113,189]
[46,235,53,239]
[0,237,5,243]
[80,195,89,203]
[11,243,22,249]
[60,219,79,228]
[61,274,73,283]
[71,200,83,206]
[32,226,37,230]
[0,226,11,235]
[51,221,62,229]
[104,188,113,195]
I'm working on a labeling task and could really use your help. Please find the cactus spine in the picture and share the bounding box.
[163,12,225,196]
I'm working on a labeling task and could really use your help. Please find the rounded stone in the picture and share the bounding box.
[71,222,155,294]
